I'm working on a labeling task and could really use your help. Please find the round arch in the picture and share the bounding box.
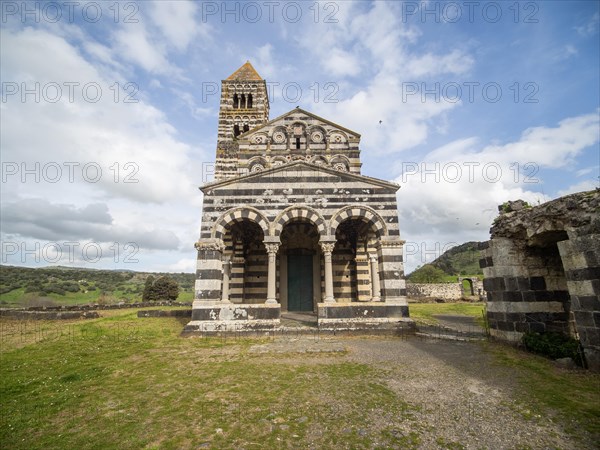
[330,154,351,172]
[212,207,270,240]
[247,156,268,172]
[329,205,388,238]
[272,205,327,238]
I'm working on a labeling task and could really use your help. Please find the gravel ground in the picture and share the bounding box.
[249,335,598,449]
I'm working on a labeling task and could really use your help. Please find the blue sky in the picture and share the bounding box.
[1,0,599,273]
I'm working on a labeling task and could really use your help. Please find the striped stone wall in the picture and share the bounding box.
[482,190,599,370]
[189,62,411,331]
[194,162,406,301]
[557,231,600,370]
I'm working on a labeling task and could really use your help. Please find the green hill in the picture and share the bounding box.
[408,241,483,282]
[0,265,195,308]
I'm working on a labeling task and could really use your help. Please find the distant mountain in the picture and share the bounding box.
[408,241,483,280]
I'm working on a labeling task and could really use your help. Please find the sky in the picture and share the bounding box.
[1,0,599,274]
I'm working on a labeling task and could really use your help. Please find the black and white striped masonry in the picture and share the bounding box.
[185,62,411,332]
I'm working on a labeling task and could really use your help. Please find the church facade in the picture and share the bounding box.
[185,62,410,332]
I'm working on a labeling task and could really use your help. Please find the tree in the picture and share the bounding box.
[142,276,179,301]
[142,275,155,301]
[408,264,447,283]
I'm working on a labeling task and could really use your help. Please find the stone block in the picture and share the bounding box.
[578,296,600,311]
[567,280,596,297]
[592,279,600,295]
[515,322,530,333]
[504,291,523,302]
[581,327,599,346]
[573,311,595,328]
[530,276,546,291]
[529,322,546,333]
[497,321,515,332]
[190,304,280,321]
[505,277,519,291]
[521,291,537,302]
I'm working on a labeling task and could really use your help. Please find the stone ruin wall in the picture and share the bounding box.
[406,278,485,302]
[480,190,600,370]
[406,283,463,301]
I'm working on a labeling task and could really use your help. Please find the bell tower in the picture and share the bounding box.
[215,61,270,180]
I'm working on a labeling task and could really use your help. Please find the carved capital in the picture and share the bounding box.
[320,242,336,253]
[265,243,280,254]
[376,238,405,249]
[194,239,225,252]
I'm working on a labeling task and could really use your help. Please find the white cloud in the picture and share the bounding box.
[299,1,474,153]
[553,44,578,61]
[1,199,180,250]
[113,22,173,75]
[1,26,204,270]
[406,50,474,78]
[576,12,599,37]
[149,0,210,52]
[1,27,201,205]
[395,112,600,272]
[557,180,599,197]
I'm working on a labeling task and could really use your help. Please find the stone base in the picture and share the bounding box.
[317,302,413,331]
[584,348,600,372]
[183,302,280,333]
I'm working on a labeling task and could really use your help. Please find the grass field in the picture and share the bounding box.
[409,302,486,326]
[1,305,597,449]
[0,310,422,449]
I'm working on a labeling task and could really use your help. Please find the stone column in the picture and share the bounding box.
[320,242,336,303]
[265,243,279,304]
[221,257,231,303]
[369,254,381,302]
[376,238,406,303]
[193,239,225,303]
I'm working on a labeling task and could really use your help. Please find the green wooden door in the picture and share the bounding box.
[287,254,313,311]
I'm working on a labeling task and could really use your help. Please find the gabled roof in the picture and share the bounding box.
[226,61,263,81]
[201,161,399,192]
[238,107,361,139]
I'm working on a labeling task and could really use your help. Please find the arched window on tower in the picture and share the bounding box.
[240,94,246,109]
[243,124,250,133]
[295,137,301,149]
[233,94,239,109]
[247,94,253,109]
[233,124,240,137]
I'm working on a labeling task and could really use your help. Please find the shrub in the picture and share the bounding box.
[142,276,179,301]
[44,283,66,296]
[408,264,447,283]
[60,281,81,293]
[522,331,585,367]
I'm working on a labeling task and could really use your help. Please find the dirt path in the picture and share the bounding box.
[249,335,597,449]
[346,338,589,449]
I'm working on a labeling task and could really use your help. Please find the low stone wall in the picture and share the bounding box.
[0,310,100,320]
[138,309,192,318]
[406,283,463,301]
[1,301,192,313]
[183,303,281,333]
[317,302,412,331]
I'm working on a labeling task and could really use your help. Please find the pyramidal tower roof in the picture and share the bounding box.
[226,61,263,81]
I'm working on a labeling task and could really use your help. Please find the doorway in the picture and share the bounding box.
[287,253,313,311]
